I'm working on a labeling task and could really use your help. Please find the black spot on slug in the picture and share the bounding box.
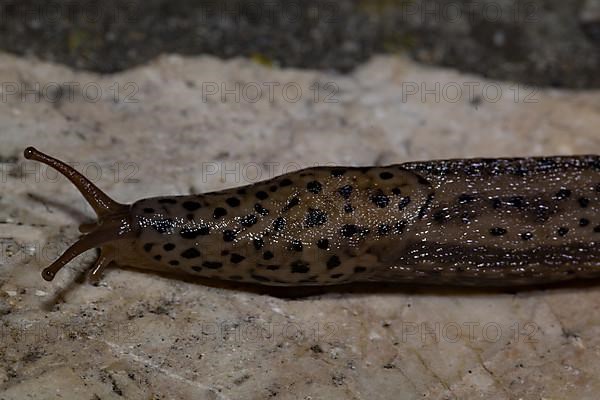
[305,208,327,227]
[291,260,310,273]
[534,203,552,222]
[213,207,227,219]
[394,220,408,234]
[340,224,359,238]
[580,218,590,227]
[344,204,353,213]
[289,240,303,252]
[433,209,450,223]
[578,197,590,208]
[331,168,346,177]
[464,165,482,176]
[240,214,258,227]
[553,188,571,201]
[507,196,526,208]
[354,266,367,273]
[169,260,179,266]
[521,232,533,241]
[460,211,471,224]
[512,165,529,177]
[458,194,476,204]
[203,261,223,269]
[253,238,264,250]
[143,243,153,252]
[223,230,237,242]
[152,219,175,234]
[230,253,245,263]
[379,171,393,180]
[377,224,391,235]
[254,203,269,216]
[273,217,286,232]
[180,225,210,239]
[370,190,390,208]
[263,251,274,260]
[490,227,507,236]
[226,197,240,207]
[558,227,569,236]
[398,196,411,210]
[317,238,329,250]
[256,191,269,200]
[181,248,201,259]
[279,178,293,187]
[163,243,175,251]
[306,180,322,194]
[182,201,201,211]
[391,188,402,195]
[153,255,162,261]
[326,255,341,269]
[143,208,155,213]
[537,158,558,172]
[418,193,435,219]
[338,185,353,199]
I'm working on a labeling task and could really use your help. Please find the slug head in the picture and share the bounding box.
[24,147,135,281]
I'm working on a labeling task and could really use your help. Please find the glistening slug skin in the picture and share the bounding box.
[24,147,600,286]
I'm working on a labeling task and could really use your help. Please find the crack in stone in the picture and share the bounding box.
[98,338,231,400]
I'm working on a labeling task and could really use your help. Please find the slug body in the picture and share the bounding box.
[24,147,600,286]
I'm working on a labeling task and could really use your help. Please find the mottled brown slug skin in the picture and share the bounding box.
[25,147,600,286]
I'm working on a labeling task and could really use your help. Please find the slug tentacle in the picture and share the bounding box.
[40,222,131,281]
[89,252,115,283]
[24,147,135,281]
[24,147,128,218]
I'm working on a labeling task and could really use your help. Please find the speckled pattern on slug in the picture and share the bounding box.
[129,157,600,286]
[131,166,430,285]
[24,147,600,287]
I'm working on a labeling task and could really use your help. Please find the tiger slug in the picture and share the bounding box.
[24,147,600,286]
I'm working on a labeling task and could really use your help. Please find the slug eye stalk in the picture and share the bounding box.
[24,147,133,281]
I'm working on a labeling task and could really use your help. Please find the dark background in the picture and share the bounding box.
[0,0,598,88]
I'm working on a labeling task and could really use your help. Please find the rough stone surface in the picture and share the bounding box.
[0,52,599,399]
